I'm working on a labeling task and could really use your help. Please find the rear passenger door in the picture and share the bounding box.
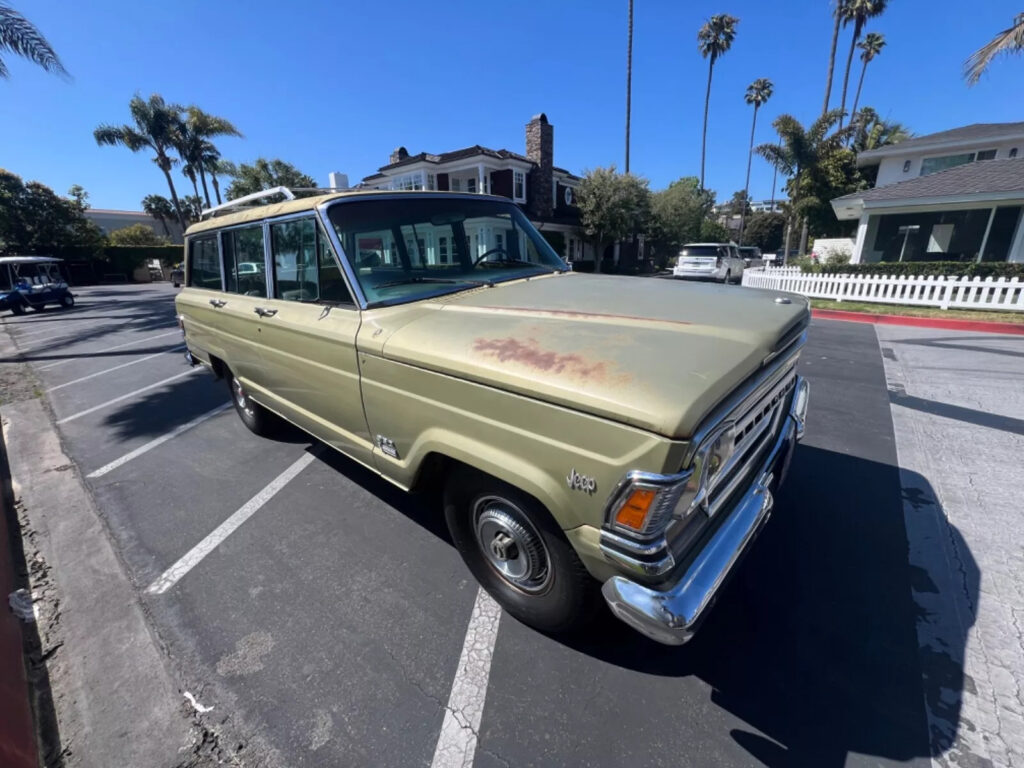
[216,223,270,386]
[255,215,372,463]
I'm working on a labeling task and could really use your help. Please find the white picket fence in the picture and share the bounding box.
[742,266,1024,312]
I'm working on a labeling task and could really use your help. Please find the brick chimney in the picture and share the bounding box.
[389,146,409,165]
[526,114,553,218]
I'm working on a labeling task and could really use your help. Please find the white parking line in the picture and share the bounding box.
[56,368,199,424]
[430,588,502,768]
[46,346,186,392]
[17,321,176,351]
[37,329,180,370]
[145,451,318,595]
[87,402,231,479]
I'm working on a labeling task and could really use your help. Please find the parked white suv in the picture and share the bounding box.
[672,243,745,283]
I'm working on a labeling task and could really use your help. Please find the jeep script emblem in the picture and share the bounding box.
[566,468,597,494]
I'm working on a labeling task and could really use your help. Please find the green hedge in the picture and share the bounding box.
[806,261,1024,279]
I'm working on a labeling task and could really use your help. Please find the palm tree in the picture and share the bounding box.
[964,12,1024,85]
[850,32,885,118]
[838,0,887,128]
[851,107,912,152]
[756,109,856,255]
[95,94,187,230]
[739,78,774,245]
[625,0,634,173]
[0,4,67,79]
[697,13,739,190]
[176,107,242,207]
[181,161,201,202]
[141,194,174,236]
[208,158,238,207]
[822,0,849,114]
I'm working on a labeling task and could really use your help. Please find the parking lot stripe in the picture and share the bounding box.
[145,451,318,595]
[46,346,186,392]
[86,402,232,479]
[430,588,502,768]
[36,329,181,370]
[55,368,199,424]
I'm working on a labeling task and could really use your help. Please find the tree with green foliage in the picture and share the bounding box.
[576,166,651,271]
[648,176,712,259]
[209,159,238,206]
[697,13,739,190]
[838,0,887,128]
[225,158,316,200]
[179,195,204,224]
[0,170,103,255]
[142,193,174,236]
[850,32,885,119]
[743,211,787,252]
[67,184,89,210]
[175,106,242,208]
[756,109,858,254]
[95,94,188,231]
[0,3,67,79]
[740,77,772,244]
[964,12,1024,85]
[699,218,731,243]
[850,107,912,153]
[108,223,169,246]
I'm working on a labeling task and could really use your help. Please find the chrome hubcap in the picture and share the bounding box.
[473,497,551,593]
[233,378,254,419]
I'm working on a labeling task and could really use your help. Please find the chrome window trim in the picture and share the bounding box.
[212,220,271,299]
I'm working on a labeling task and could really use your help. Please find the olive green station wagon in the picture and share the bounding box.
[175,188,810,645]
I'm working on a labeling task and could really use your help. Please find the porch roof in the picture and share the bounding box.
[832,157,1024,219]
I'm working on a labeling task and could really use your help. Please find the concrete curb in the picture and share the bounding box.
[1,399,197,767]
[812,308,1024,336]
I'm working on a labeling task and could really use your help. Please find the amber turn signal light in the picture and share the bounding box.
[615,488,656,531]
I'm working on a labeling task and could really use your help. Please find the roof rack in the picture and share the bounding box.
[199,186,349,220]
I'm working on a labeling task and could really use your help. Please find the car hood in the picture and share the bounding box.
[377,273,809,438]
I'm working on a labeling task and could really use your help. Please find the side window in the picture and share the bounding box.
[187,235,221,289]
[271,218,318,302]
[317,223,354,304]
[223,225,267,296]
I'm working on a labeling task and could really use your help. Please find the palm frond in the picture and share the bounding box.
[964,12,1024,85]
[0,3,68,78]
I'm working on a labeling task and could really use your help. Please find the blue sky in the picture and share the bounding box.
[1,0,1022,211]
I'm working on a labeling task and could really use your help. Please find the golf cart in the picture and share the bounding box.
[0,256,75,315]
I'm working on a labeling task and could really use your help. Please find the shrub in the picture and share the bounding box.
[813,261,1024,279]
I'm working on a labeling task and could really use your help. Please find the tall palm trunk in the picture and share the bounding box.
[850,56,869,121]
[189,175,200,202]
[838,22,862,128]
[198,166,212,208]
[822,11,842,114]
[156,215,170,236]
[160,166,187,231]
[739,104,759,245]
[625,0,633,173]
[799,217,810,256]
[211,173,222,205]
[700,58,715,189]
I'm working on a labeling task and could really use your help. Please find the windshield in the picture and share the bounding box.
[680,246,721,258]
[326,197,566,306]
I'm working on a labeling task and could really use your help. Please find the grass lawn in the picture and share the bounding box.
[810,299,1024,325]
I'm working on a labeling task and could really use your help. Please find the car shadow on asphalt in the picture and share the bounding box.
[553,443,977,768]
[895,335,1024,359]
[890,389,1024,437]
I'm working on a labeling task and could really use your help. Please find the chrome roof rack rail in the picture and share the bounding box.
[200,186,296,219]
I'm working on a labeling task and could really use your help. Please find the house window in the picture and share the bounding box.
[920,153,975,176]
[391,172,424,190]
[427,173,436,190]
[513,170,525,201]
[976,149,997,161]
[1011,148,1019,158]
[467,178,477,194]
[450,178,461,191]
[903,160,912,173]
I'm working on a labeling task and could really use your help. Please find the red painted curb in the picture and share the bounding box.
[811,308,1024,336]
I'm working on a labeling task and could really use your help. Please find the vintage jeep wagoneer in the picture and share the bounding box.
[175,188,810,645]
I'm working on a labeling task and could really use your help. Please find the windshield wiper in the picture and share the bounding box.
[374,276,492,289]
[478,258,551,269]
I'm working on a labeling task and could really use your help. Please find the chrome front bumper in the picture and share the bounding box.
[601,376,808,646]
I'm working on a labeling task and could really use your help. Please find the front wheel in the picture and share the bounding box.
[722,269,732,284]
[60,294,74,308]
[444,469,601,635]
[10,302,25,316]
[226,370,277,437]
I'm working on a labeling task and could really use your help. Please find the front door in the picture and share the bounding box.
[256,215,372,464]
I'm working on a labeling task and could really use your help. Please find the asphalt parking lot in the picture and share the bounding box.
[2,284,953,767]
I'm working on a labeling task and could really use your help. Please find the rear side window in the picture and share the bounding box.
[223,225,267,297]
[269,218,354,305]
[187,235,221,289]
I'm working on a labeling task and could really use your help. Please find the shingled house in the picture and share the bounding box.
[360,114,595,265]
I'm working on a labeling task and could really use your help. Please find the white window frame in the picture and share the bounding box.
[513,170,526,202]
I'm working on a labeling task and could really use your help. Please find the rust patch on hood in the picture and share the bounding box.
[465,306,693,327]
[472,336,628,384]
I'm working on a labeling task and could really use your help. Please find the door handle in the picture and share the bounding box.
[253,307,278,317]
[209,299,226,308]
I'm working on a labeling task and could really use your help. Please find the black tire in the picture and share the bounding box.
[60,294,74,308]
[226,369,277,437]
[172,282,181,288]
[723,270,732,284]
[30,303,45,312]
[444,468,601,635]
[10,302,24,316]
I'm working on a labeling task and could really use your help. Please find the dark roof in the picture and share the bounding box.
[859,121,1024,160]
[381,145,534,171]
[835,157,1024,203]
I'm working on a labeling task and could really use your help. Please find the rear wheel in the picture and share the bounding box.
[723,269,732,284]
[445,469,601,635]
[10,302,24,316]
[226,370,277,437]
[60,294,74,308]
